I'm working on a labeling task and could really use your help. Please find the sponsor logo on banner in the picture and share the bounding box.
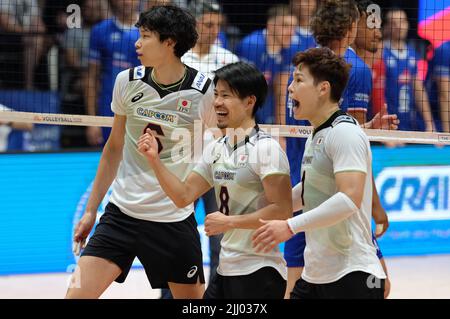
[33,115,82,124]
[376,166,450,221]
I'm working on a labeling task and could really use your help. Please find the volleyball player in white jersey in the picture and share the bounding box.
[253,47,386,299]
[138,62,293,298]
[66,5,217,299]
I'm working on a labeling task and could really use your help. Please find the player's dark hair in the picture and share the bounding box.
[356,0,375,14]
[267,4,293,21]
[135,5,198,58]
[292,47,351,103]
[310,0,360,46]
[213,62,268,118]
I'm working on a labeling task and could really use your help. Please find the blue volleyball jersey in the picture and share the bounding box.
[425,41,450,132]
[291,27,316,55]
[340,47,372,115]
[235,29,296,124]
[383,42,424,131]
[89,18,140,117]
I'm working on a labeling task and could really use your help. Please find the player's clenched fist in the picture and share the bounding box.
[138,128,159,161]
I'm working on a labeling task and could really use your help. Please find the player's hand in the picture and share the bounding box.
[138,129,159,162]
[73,211,96,256]
[86,126,104,146]
[372,204,389,238]
[204,211,231,236]
[384,277,391,299]
[252,219,293,253]
[370,104,399,130]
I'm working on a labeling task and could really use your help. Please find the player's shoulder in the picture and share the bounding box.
[184,65,212,94]
[91,18,114,32]
[127,65,149,82]
[237,29,265,49]
[439,41,450,53]
[316,111,360,138]
[331,113,358,127]
[327,113,366,143]
[213,45,239,63]
[251,129,284,152]
[433,41,450,66]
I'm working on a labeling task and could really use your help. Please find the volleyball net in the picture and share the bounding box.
[0,0,449,151]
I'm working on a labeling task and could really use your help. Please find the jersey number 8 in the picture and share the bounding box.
[219,186,230,215]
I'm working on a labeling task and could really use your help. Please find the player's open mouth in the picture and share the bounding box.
[216,111,228,119]
[292,98,300,108]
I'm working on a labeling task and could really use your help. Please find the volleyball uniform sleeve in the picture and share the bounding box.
[341,65,371,113]
[249,138,290,180]
[110,71,128,115]
[192,141,215,186]
[198,83,217,128]
[325,123,369,174]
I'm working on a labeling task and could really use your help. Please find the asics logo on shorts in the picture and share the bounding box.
[187,266,198,278]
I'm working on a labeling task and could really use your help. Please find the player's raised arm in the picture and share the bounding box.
[138,128,211,208]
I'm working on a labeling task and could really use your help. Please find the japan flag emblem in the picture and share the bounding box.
[177,99,192,113]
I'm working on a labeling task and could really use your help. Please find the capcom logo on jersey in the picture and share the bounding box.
[135,107,178,124]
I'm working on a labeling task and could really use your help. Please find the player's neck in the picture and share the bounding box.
[151,60,186,85]
[115,12,138,27]
[310,102,340,128]
[266,33,282,55]
[328,40,349,57]
[192,43,212,57]
[298,17,310,30]
[352,44,373,65]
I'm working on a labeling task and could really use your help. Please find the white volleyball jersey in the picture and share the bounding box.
[193,127,290,278]
[300,110,386,284]
[181,44,239,79]
[109,65,216,222]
